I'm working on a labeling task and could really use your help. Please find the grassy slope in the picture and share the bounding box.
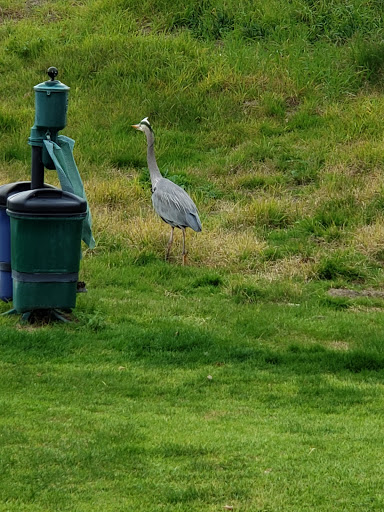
[1,0,384,277]
[1,1,384,510]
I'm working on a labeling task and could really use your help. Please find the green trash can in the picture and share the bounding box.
[7,188,87,313]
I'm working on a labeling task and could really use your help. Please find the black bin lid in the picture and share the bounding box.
[7,188,87,216]
[0,181,57,208]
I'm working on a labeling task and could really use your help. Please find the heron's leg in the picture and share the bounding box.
[166,227,174,261]
[181,227,188,265]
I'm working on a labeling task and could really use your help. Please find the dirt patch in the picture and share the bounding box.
[0,1,49,23]
[0,7,26,22]
[328,288,384,299]
[350,306,384,313]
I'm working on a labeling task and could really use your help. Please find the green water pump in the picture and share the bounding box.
[28,67,70,175]
[3,67,89,321]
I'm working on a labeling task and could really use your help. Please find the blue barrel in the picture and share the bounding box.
[0,181,56,302]
[0,206,12,301]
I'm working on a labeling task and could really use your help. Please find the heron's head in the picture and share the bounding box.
[132,117,153,134]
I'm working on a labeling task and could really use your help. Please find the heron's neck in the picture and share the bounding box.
[146,131,162,186]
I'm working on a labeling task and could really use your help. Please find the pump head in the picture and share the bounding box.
[47,67,58,81]
[28,67,70,169]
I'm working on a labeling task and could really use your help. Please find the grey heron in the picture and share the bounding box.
[132,117,202,265]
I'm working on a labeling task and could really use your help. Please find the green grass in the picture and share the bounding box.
[2,0,384,509]
[1,256,384,511]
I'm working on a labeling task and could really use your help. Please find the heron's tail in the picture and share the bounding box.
[188,212,202,232]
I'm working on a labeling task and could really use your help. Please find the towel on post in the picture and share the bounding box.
[43,135,96,249]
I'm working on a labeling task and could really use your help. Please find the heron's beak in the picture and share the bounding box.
[132,124,140,130]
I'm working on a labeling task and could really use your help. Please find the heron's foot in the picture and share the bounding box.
[182,252,188,266]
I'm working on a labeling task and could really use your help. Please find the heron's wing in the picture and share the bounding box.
[152,178,202,232]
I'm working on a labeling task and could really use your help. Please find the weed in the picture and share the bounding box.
[77,310,107,331]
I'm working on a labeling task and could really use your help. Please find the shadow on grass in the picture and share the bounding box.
[129,338,384,375]
[1,310,383,377]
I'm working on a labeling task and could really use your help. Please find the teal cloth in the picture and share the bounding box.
[43,135,96,249]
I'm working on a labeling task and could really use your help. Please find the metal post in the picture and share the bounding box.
[31,146,44,189]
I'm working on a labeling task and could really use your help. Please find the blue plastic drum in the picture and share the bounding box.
[0,182,56,302]
[0,182,34,301]
[0,205,12,301]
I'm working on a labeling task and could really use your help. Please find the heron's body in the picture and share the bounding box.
[132,118,201,264]
[152,179,202,231]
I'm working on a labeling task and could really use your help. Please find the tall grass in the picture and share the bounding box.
[1,0,384,281]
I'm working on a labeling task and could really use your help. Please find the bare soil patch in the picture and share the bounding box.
[328,288,384,299]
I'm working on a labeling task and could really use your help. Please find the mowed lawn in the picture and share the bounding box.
[1,255,384,511]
